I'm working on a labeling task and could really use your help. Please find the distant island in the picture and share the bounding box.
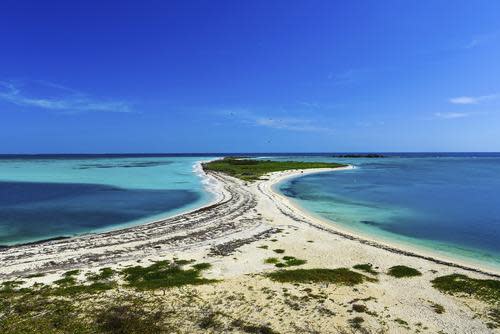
[331,154,386,158]
[203,157,348,181]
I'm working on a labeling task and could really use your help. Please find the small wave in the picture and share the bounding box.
[192,159,223,202]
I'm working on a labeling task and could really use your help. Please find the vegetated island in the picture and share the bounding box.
[331,153,386,158]
[0,157,499,334]
[202,157,348,181]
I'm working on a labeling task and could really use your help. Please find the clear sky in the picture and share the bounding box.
[1,1,499,153]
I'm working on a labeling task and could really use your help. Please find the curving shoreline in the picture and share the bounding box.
[1,164,498,332]
[260,166,500,278]
[0,160,221,249]
[0,164,498,281]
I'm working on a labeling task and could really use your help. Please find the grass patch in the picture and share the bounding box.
[0,295,91,333]
[265,268,373,285]
[95,303,165,334]
[53,281,117,296]
[65,269,80,276]
[203,158,347,181]
[0,281,25,295]
[431,274,500,304]
[54,270,80,286]
[264,257,280,264]
[387,265,421,278]
[273,249,285,254]
[192,262,212,271]
[265,256,306,268]
[353,263,378,275]
[281,256,306,267]
[86,268,115,282]
[121,260,216,290]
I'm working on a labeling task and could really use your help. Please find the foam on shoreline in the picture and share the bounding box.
[193,159,224,204]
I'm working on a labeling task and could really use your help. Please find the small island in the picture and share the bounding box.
[203,157,348,181]
[331,154,386,158]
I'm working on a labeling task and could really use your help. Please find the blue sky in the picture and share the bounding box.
[1,1,499,153]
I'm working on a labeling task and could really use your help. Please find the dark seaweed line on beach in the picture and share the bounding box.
[0,172,278,279]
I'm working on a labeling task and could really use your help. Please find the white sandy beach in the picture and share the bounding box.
[0,166,498,333]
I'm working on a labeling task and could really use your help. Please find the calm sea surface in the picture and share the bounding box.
[275,154,500,270]
[0,155,216,245]
[2,153,500,270]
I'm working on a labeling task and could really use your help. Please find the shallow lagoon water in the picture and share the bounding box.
[0,156,215,245]
[276,155,500,270]
[2,153,500,271]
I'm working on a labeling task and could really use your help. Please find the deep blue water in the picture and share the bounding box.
[0,181,199,244]
[277,155,500,269]
[0,156,214,245]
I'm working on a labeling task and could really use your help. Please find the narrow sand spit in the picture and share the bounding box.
[0,167,498,333]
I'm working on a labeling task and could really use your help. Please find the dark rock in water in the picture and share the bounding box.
[359,220,380,226]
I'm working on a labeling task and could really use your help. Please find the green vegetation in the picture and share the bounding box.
[122,260,216,290]
[0,280,24,293]
[86,267,115,282]
[54,281,117,296]
[273,249,285,254]
[266,256,307,268]
[387,265,422,278]
[0,259,220,334]
[95,303,165,334]
[203,158,347,181]
[0,295,91,334]
[54,270,80,286]
[353,263,378,275]
[281,256,307,267]
[264,257,280,264]
[52,267,117,296]
[192,262,212,271]
[266,268,374,285]
[431,274,500,304]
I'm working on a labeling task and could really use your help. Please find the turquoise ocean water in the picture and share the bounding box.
[275,154,500,270]
[1,153,500,271]
[0,156,216,245]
